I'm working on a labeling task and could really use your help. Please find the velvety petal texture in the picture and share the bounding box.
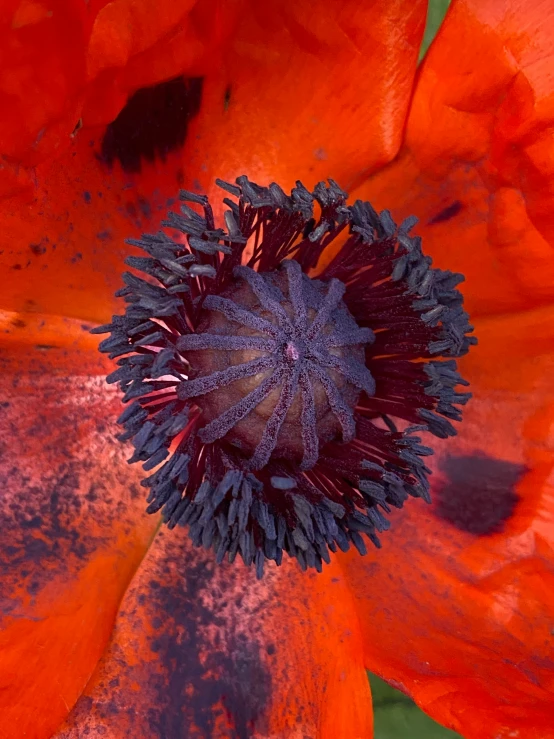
[1,0,91,167]
[181,0,427,196]
[0,0,240,172]
[1,138,193,323]
[0,331,159,739]
[55,531,372,738]
[353,0,554,318]
[2,0,554,736]
[340,306,554,738]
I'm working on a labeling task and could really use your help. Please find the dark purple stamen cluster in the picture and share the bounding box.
[94,176,476,577]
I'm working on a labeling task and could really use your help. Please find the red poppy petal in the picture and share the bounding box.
[1,0,425,322]
[54,529,372,738]
[81,0,241,129]
[0,309,112,374]
[0,334,159,739]
[339,306,554,738]
[1,0,239,171]
[1,137,190,323]
[1,0,90,165]
[180,0,427,196]
[352,0,554,318]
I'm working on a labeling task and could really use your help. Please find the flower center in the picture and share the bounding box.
[285,340,302,362]
[95,175,476,577]
[178,262,374,470]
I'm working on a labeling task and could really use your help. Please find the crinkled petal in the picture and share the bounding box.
[1,0,425,322]
[54,529,373,739]
[82,0,242,128]
[339,306,554,738]
[353,0,554,317]
[1,0,240,171]
[0,328,159,738]
[0,0,90,166]
[1,137,190,323]
[180,0,427,195]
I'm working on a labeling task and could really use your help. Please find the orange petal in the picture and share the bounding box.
[0,309,114,374]
[1,0,424,322]
[82,0,242,128]
[180,0,427,196]
[353,0,554,318]
[1,0,90,165]
[0,332,159,738]
[1,133,193,323]
[54,529,372,738]
[339,306,554,738]
[1,0,240,170]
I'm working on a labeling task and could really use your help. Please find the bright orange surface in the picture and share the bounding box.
[0,0,240,170]
[177,0,427,196]
[0,335,159,739]
[1,0,554,736]
[353,0,554,318]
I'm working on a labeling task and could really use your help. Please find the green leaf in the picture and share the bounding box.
[419,0,452,61]
[369,673,464,739]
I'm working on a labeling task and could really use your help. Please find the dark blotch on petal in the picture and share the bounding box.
[146,559,272,739]
[435,453,523,535]
[64,544,274,738]
[427,200,463,225]
[100,77,203,173]
[224,85,232,111]
[29,238,48,256]
[0,376,150,607]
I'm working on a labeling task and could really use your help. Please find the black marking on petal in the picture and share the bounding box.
[435,453,523,535]
[102,555,274,738]
[428,200,463,225]
[100,77,203,172]
[223,85,232,111]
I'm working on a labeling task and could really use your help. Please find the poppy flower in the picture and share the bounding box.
[1,2,553,739]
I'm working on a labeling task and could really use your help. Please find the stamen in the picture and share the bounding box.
[96,175,476,577]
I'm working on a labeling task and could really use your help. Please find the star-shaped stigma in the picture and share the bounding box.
[177,260,375,471]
